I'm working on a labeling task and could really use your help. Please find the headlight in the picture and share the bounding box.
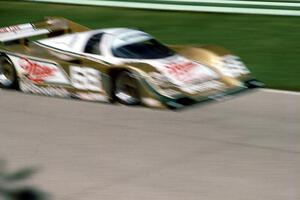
[215,55,250,78]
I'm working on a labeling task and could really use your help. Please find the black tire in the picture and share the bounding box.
[114,71,141,105]
[0,55,18,89]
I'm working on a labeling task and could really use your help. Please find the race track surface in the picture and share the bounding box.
[0,89,299,200]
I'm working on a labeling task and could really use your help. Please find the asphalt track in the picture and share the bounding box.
[0,89,299,200]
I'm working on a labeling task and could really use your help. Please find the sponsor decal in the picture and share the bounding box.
[0,26,21,33]
[19,58,57,84]
[7,55,70,85]
[148,56,218,85]
[0,24,49,42]
[0,24,33,34]
[163,61,218,84]
[165,62,196,82]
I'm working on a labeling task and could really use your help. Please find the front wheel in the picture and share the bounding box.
[0,55,18,89]
[114,71,141,105]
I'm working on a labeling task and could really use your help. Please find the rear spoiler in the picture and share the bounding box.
[0,17,90,43]
[0,23,49,42]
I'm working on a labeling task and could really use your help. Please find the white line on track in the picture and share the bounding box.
[152,0,300,7]
[261,88,300,96]
[28,0,300,16]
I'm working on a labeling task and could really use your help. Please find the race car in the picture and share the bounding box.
[0,17,263,109]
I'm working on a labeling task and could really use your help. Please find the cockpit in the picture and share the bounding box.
[84,29,174,59]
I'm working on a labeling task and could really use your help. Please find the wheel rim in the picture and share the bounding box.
[115,72,140,105]
[0,58,15,87]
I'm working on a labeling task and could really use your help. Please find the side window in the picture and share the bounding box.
[84,33,103,55]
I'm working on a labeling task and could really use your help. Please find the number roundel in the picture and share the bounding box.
[70,66,103,92]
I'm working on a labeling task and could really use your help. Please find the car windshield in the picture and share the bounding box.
[112,39,175,59]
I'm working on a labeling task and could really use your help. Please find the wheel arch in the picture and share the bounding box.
[106,67,144,104]
[105,67,140,103]
[0,51,19,89]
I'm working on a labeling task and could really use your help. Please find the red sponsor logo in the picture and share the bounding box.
[166,62,196,76]
[0,26,21,33]
[20,58,56,83]
[165,62,197,82]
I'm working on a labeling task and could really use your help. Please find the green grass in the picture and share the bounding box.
[1,0,300,91]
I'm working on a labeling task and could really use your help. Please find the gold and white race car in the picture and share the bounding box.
[0,17,263,109]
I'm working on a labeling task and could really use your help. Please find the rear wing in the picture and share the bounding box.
[0,17,90,44]
[0,23,49,43]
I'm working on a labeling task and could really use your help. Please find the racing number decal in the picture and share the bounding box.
[70,66,102,92]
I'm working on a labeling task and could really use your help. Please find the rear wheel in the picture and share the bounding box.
[0,56,18,89]
[114,71,141,105]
